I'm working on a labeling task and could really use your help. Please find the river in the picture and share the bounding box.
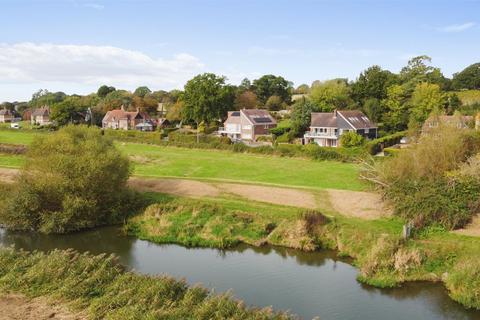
[0,226,479,320]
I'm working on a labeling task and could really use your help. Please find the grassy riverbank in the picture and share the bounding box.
[127,192,480,310]
[0,247,292,319]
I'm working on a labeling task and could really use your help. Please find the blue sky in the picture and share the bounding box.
[1,0,480,101]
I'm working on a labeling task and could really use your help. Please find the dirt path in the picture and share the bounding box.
[327,189,392,220]
[129,177,220,197]
[453,215,480,237]
[217,183,317,208]
[1,168,388,220]
[0,294,85,320]
[0,168,18,183]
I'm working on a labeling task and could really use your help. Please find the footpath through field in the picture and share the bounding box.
[0,168,389,220]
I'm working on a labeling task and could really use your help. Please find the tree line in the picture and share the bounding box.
[1,56,479,136]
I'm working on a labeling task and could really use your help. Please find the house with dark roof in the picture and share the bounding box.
[0,109,14,123]
[31,106,51,126]
[219,109,277,141]
[102,105,154,131]
[304,110,377,147]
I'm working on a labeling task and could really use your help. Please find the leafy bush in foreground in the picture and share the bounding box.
[0,125,138,234]
[370,127,480,229]
[0,248,293,319]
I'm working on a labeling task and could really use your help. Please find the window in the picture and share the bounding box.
[365,128,369,134]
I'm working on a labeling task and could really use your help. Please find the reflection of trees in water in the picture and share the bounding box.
[227,243,347,267]
[0,227,136,267]
[360,282,480,319]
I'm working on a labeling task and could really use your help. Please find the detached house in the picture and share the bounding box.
[0,109,14,123]
[219,109,277,141]
[102,106,154,131]
[31,107,51,126]
[422,114,473,134]
[304,110,377,147]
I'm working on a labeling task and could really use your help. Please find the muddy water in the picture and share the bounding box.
[1,227,479,320]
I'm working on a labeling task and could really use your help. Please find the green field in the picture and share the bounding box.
[121,143,365,191]
[0,129,42,145]
[0,129,365,191]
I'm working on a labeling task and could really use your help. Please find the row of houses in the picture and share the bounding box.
[219,108,378,147]
[0,106,52,126]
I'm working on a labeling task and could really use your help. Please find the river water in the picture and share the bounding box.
[0,227,478,320]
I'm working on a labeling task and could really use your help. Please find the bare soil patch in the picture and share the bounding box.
[1,169,387,219]
[128,177,220,198]
[0,294,85,320]
[218,183,317,209]
[453,215,480,237]
[0,168,18,183]
[327,189,391,220]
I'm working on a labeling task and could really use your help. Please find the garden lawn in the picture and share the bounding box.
[0,154,25,168]
[0,129,40,145]
[120,143,366,191]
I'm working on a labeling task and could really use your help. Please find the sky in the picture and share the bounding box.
[1,0,480,101]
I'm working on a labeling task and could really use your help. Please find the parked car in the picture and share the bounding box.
[10,122,20,129]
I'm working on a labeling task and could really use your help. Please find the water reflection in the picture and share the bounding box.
[1,227,479,320]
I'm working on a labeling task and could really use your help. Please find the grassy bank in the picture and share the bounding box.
[127,192,480,310]
[0,247,292,319]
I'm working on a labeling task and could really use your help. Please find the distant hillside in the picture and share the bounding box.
[456,90,480,106]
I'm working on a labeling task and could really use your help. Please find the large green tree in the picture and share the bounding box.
[381,84,409,132]
[290,98,321,136]
[253,75,293,105]
[182,73,235,125]
[351,65,398,103]
[97,85,116,98]
[410,82,446,123]
[309,79,352,111]
[0,126,135,234]
[133,86,152,98]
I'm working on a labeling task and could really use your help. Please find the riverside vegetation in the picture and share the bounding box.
[0,247,292,320]
[0,127,479,312]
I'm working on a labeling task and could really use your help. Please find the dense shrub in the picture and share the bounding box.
[445,257,480,309]
[372,127,480,229]
[365,131,406,155]
[339,131,364,147]
[0,125,138,234]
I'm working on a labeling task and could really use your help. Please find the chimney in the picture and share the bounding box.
[333,109,338,117]
[121,105,125,111]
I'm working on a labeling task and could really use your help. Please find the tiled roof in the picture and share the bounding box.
[103,107,151,123]
[310,110,376,129]
[339,110,376,129]
[311,113,338,127]
[32,107,50,117]
[241,109,276,125]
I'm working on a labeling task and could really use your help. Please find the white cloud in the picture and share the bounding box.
[0,42,205,92]
[438,22,476,33]
[83,3,104,10]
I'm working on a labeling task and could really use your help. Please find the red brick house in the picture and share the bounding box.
[102,106,154,131]
[219,109,277,141]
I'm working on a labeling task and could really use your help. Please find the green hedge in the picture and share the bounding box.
[365,131,407,155]
[105,130,364,162]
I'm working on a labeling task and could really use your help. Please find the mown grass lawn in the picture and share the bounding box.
[0,129,41,145]
[119,143,366,191]
[0,130,366,191]
[0,154,25,168]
